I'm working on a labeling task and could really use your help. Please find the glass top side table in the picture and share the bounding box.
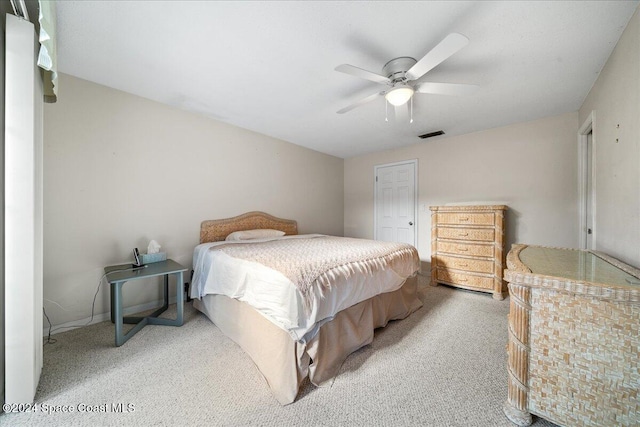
[104,259,187,346]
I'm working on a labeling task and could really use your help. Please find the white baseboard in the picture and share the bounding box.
[43,295,182,337]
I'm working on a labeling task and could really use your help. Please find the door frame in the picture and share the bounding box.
[578,111,596,250]
[373,159,418,246]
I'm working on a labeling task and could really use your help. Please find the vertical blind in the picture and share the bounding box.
[4,12,44,404]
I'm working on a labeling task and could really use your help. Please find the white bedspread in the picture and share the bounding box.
[191,234,419,343]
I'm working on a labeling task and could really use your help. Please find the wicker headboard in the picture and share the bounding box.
[200,211,298,243]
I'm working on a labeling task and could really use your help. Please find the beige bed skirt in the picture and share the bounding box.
[194,276,422,404]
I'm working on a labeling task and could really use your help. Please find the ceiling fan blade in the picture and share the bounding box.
[337,91,384,114]
[415,82,479,96]
[335,64,391,84]
[405,33,469,81]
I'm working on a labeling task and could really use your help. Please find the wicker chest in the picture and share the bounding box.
[430,205,507,300]
[504,244,640,426]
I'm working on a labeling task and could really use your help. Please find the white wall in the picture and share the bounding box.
[44,73,344,329]
[579,7,640,267]
[344,112,579,269]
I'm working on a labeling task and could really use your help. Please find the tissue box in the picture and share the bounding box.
[141,252,166,264]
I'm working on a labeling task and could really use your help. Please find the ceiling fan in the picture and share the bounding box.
[335,33,478,115]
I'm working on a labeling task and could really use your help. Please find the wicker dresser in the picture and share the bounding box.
[504,244,640,426]
[430,205,507,300]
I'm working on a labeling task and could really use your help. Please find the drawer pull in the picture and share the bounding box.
[458,264,468,268]
[459,278,468,282]
[459,248,468,251]
[459,217,469,221]
[459,233,468,237]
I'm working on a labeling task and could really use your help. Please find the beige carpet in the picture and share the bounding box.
[1,275,557,426]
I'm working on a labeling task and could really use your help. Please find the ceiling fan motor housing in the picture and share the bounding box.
[382,57,418,83]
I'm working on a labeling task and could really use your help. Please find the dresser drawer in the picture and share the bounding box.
[437,241,494,257]
[437,227,495,242]
[436,212,495,226]
[436,269,494,290]
[436,255,494,274]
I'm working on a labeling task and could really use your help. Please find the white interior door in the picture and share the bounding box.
[374,161,417,246]
[579,113,596,251]
[585,131,594,250]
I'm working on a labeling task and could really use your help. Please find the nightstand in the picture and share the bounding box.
[104,259,187,346]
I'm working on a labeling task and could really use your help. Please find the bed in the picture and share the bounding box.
[190,211,423,404]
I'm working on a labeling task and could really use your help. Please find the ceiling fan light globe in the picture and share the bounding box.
[385,86,414,106]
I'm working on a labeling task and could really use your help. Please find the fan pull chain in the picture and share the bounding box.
[385,100,389,122]
[410,96,414,123]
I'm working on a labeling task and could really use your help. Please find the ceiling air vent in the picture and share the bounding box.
[418,130,445,139]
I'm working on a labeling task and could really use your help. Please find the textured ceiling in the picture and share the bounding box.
[56,1,638,158]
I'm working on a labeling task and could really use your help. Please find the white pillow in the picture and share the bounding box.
[225,229,286,241]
